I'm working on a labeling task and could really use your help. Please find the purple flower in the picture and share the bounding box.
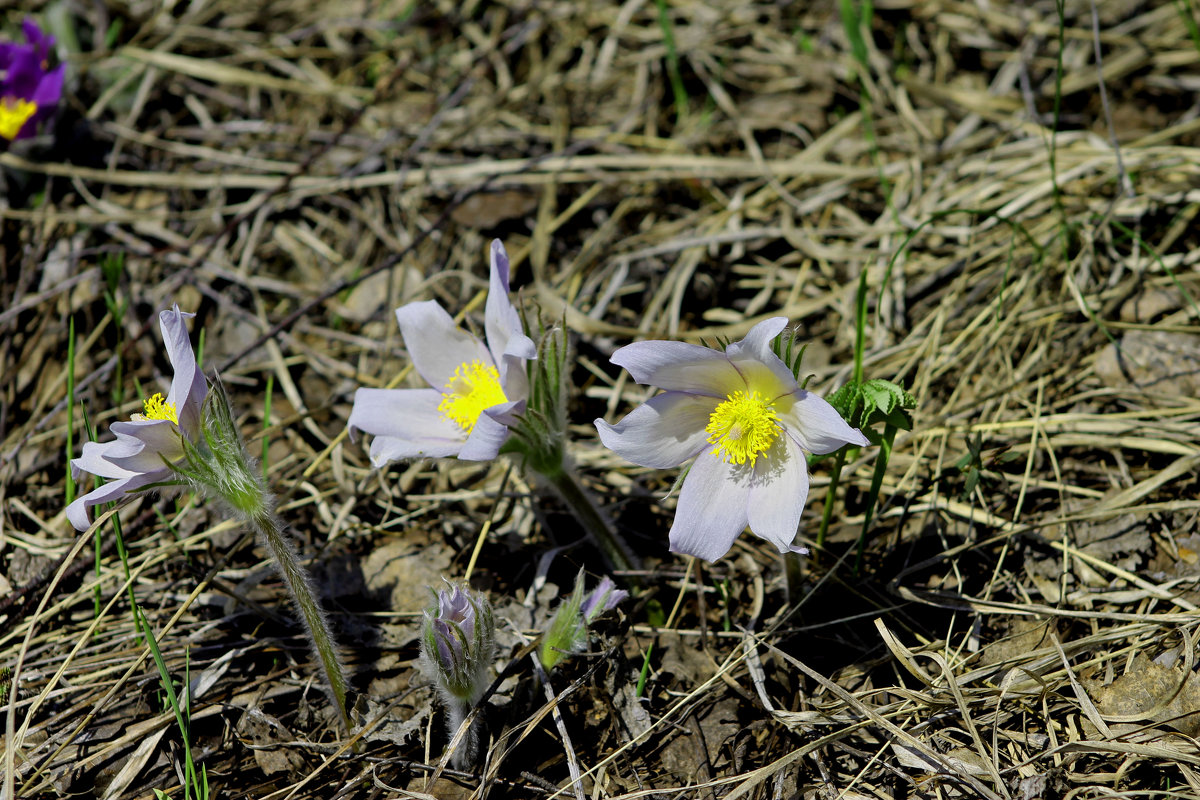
[580,576,627,622]
[348,240,536,464]
[595,317,870,562]
[431,585,476,669]
[66,306,207,530]
[0,19,64,141]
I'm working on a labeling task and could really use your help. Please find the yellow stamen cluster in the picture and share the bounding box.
[705,390,780,466]
[438,361,507,433]
[142,393,179,424]
[0,97,36,141]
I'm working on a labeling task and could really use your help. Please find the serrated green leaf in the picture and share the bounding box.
[825,382,862,422]
[880,405,913,431]
[861,379,916,416]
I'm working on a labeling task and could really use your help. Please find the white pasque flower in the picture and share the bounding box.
[594,317,870,562]
[67,305,207,531]
[348,239,536,464]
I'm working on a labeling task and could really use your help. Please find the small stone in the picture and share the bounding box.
[1094,330,1200,397]
[1118,287,1182,323]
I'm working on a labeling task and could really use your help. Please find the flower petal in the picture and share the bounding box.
[610,340,743,397]
[66,472,165,531]
[498,352,531,404]
[29,64,63,110]
[780,390,871,454]
[348,387,466,464]
[726,317,788,360]
[369,434,462,465]
[725,317,797,397]
[594,391,715,469]
[104,420,186,473]
[581,576,627,620]
[484,240,537,389]
[477,398,524,428]
[667,452,751,561]
[457,408,512,461]
[746,435,810,553]
[160,306,206,435]
[71,421,176,479]
[395,300,493,390]
[22,18,53,53]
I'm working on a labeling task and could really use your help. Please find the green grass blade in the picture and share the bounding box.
[66,315,76,505]
[262,373,273,478]
[654,0,689,122]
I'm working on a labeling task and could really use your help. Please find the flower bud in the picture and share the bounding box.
[420,583,496,706]
[580,576,627,622]
[540,571,626,671]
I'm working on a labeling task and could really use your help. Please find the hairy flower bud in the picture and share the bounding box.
[540,571,626,671]
[580,576,627,622]
[421,583,496,706]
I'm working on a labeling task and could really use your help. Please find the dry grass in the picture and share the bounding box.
[5,0,1200,797]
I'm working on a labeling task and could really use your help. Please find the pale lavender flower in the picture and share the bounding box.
[66,306,353,733]
[348,240,537,465]
[595,317,870,562]
[66,305,207,530]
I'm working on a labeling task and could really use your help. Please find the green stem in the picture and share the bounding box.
[66,315,76,506]
[814,449,847,549]
[544,466,641,579]
[251,512,351,734]
[854,422,896,575]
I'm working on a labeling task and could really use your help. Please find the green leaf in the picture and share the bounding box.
[770,328,809,381]
[963,468,979,496]
[825,378,916,430]
[824,381,859,422]
[861,379,915,417]
[645,599,666,627]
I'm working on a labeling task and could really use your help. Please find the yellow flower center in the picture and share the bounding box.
[0,97,37,141]
[437,361,507,433]
[705,390,780,466]
[141,393,179,424]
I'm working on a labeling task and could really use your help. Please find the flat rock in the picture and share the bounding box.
[361,539,454,614]
[1094,330,1200,396]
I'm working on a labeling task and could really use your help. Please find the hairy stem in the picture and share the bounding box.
[251,512,351,734]
[444,697,480,770]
